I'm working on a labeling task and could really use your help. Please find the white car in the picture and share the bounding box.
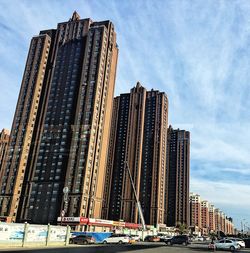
[214,239,240,251]
[102,234,131,244]
[227,238,245,248]
[130,235,141,241]
[197,236,204,241]
[193,236,204,241]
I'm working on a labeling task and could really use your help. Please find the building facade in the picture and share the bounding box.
[189,193,234,235]
[0,33,52,221]
[220,211,225,233]
[209,204,215,232]
[189,193,201,229]
[201,200,209,234]
[0,129,10,174]
[225,217,234,235]
[165,126,190,227]
[214,208,221,232]
[0,12,118,224]
[103,83,168,225]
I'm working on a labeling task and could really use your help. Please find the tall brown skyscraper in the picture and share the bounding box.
[0,129,10,174]
[165,126,190,227]
[103,83,168,226]
[0,33,52,221]
[0,12,118,224]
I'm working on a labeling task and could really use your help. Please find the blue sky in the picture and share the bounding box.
[0,0,250,229]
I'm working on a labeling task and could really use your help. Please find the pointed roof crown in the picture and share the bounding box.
[71,11,80,21]
[136,81,141,88]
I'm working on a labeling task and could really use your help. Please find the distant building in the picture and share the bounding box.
[103,83,168,225]
[165,126,190,227]
[220,211,225,233]
[209,204,216,232]
[189,193,201,229]
[215,208,221,232]
[189,193,234,235]
[201,200,209,234]
[0,129,10,174]
[0,12,118,224]
[225,217,234,235]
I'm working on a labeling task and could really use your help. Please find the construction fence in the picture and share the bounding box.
[0,222,71,247]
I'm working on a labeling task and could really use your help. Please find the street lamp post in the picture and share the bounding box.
[60,186,69,226]
[241,219,245,233]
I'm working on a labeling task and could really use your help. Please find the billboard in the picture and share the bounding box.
[50,226,67,242]
[26,225,47,242]
[0,223,24,241]
[0,222,67,244]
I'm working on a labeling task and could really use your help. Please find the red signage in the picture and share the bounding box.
[88,218,113,227]
[80,217,89,225]
[125,222,139,229]
[57,216,142,229]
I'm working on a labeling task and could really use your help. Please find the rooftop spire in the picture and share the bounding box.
[136,81,141,88]
[71,11,80,21]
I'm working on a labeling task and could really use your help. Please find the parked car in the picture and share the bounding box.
[102,234,131,244]
[165,235,191,246]
[203,236,210,241]
[157,233,172,242]
[197,236,204,241]
[130,235,141,241]
[193,236,204,241]
[144,235,160,242]
[214,239,240,251]
[226,238,245,248]
[69,235,95,245]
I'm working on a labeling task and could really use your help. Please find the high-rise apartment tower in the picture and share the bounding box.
[103,83,168,225]
[0,12,118,224]
[165,126,190,227]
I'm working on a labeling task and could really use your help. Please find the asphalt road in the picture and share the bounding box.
[0,243,250,253]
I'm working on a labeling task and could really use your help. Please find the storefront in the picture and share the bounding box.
[57,217,144,232]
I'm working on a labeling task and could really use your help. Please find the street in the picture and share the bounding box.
[0,243,250,253]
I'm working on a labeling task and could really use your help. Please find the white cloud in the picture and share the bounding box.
[221,167,250,175]
[191,123,250,166]
[191,177,250,207]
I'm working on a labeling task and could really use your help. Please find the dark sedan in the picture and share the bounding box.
[69,235,95,245]
[165,235,191,246]
[144,235,160,242]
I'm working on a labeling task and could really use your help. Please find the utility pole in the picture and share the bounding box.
[60,187,69,226]
[125,161,146,231]
[241,219,245,234]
